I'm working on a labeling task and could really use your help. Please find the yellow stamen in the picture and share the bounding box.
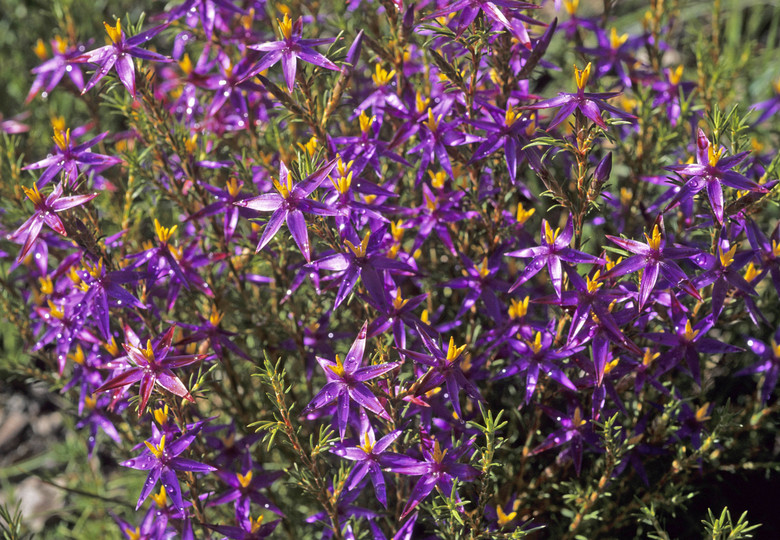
[185,134,198,155]
[508,297,529,319]
[744,262,760,282]
[669,65,684,86]
[39,276,54,295]
[586,270,603,293]
[237,471,253,488]
[524,116,537,136]
[543,221,560,245]
[153,404,169,426]
[151,487,168,508]
[298,136,318,157]
[620,187,633,206]
[154,219,178,244]
[144,435,166,459]
[573,407,586,427]
[209,306,224,327]
[85,258,103,279]
[336,155,353,177]
[432,439,448,463]
[70,345,86,365]
[574,62,592,90]
[240,8,256,31]
[330,171,353,195]
[563,0,579,15]
[47,299,65,319]
[420,309,430,325]
[358,432,374,453]
[392,287,408,311]
[250,516,264,534]
[104,337,120,356]
[609,28,628,50]
[179,53,193,75]
[104,19,122,44]
[327,354,346,377]
[529,332,543,354]
[445,336,467,362]
[478,258,491,279]
[391,220,404,242]
[683,319,699,341]
[51,116,66,133]
[505,107,518,127]
[277,13,293,40]
[372,64,396,86]
[774,77,780,95]
[33,39,48,59]
[497,504,517,526]
[345,231,371,258]
[516,203,535,225]
[771,338,780,358]
[695,403,711,422]
[604,357,619,374]
[642,348,660,367]
[84,395,97,409]
[718,245,737,267]
[273,175,294,199]
[605,254,622,272]
[708,145,724,167]
[645,224,662,251]
[415,92,430,114]
[125,527,141,540]
[227,177,241,198]
[53,127,70,151]
[424,191,438,212]
[424,108,441,131]
[772,240,780,258]
[358,111,375,134]
[428,170,447,189]
[143,339,155,362]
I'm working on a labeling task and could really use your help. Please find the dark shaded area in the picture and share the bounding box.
[666,470,780,537]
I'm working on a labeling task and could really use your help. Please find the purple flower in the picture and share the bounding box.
[310,227,415,309]
[235,159,338,262]
[26,36,87,103]
[243,14,340,92]
[392,437,479,518]
[497,329,580,403]
[302,322,401,439]
[8,182,98,262]
[530,405,594,476]
[425,0,540,46]
[23,125,121,188]
[506,215,603,298]
[522,63,636,130]
[664,129,767,224]
[603,221,701,310]
[738,330,780,403]
[94,326,207,416]
[330,410,417,507]
[121,424,216,510]
[401,329,483,417]
[75,18,171,97]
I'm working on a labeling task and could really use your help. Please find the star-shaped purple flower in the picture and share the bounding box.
[8,182,98,262]
[243,14,340,92]
[506,215,603,298]
[121,423,216,510]
[302,322,402,439]
[74,18,171,97]
[235,159,338,262]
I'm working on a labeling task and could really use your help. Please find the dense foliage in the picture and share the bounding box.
[2,0,780,538]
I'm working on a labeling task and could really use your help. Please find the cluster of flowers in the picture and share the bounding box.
[3,0,780,537]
